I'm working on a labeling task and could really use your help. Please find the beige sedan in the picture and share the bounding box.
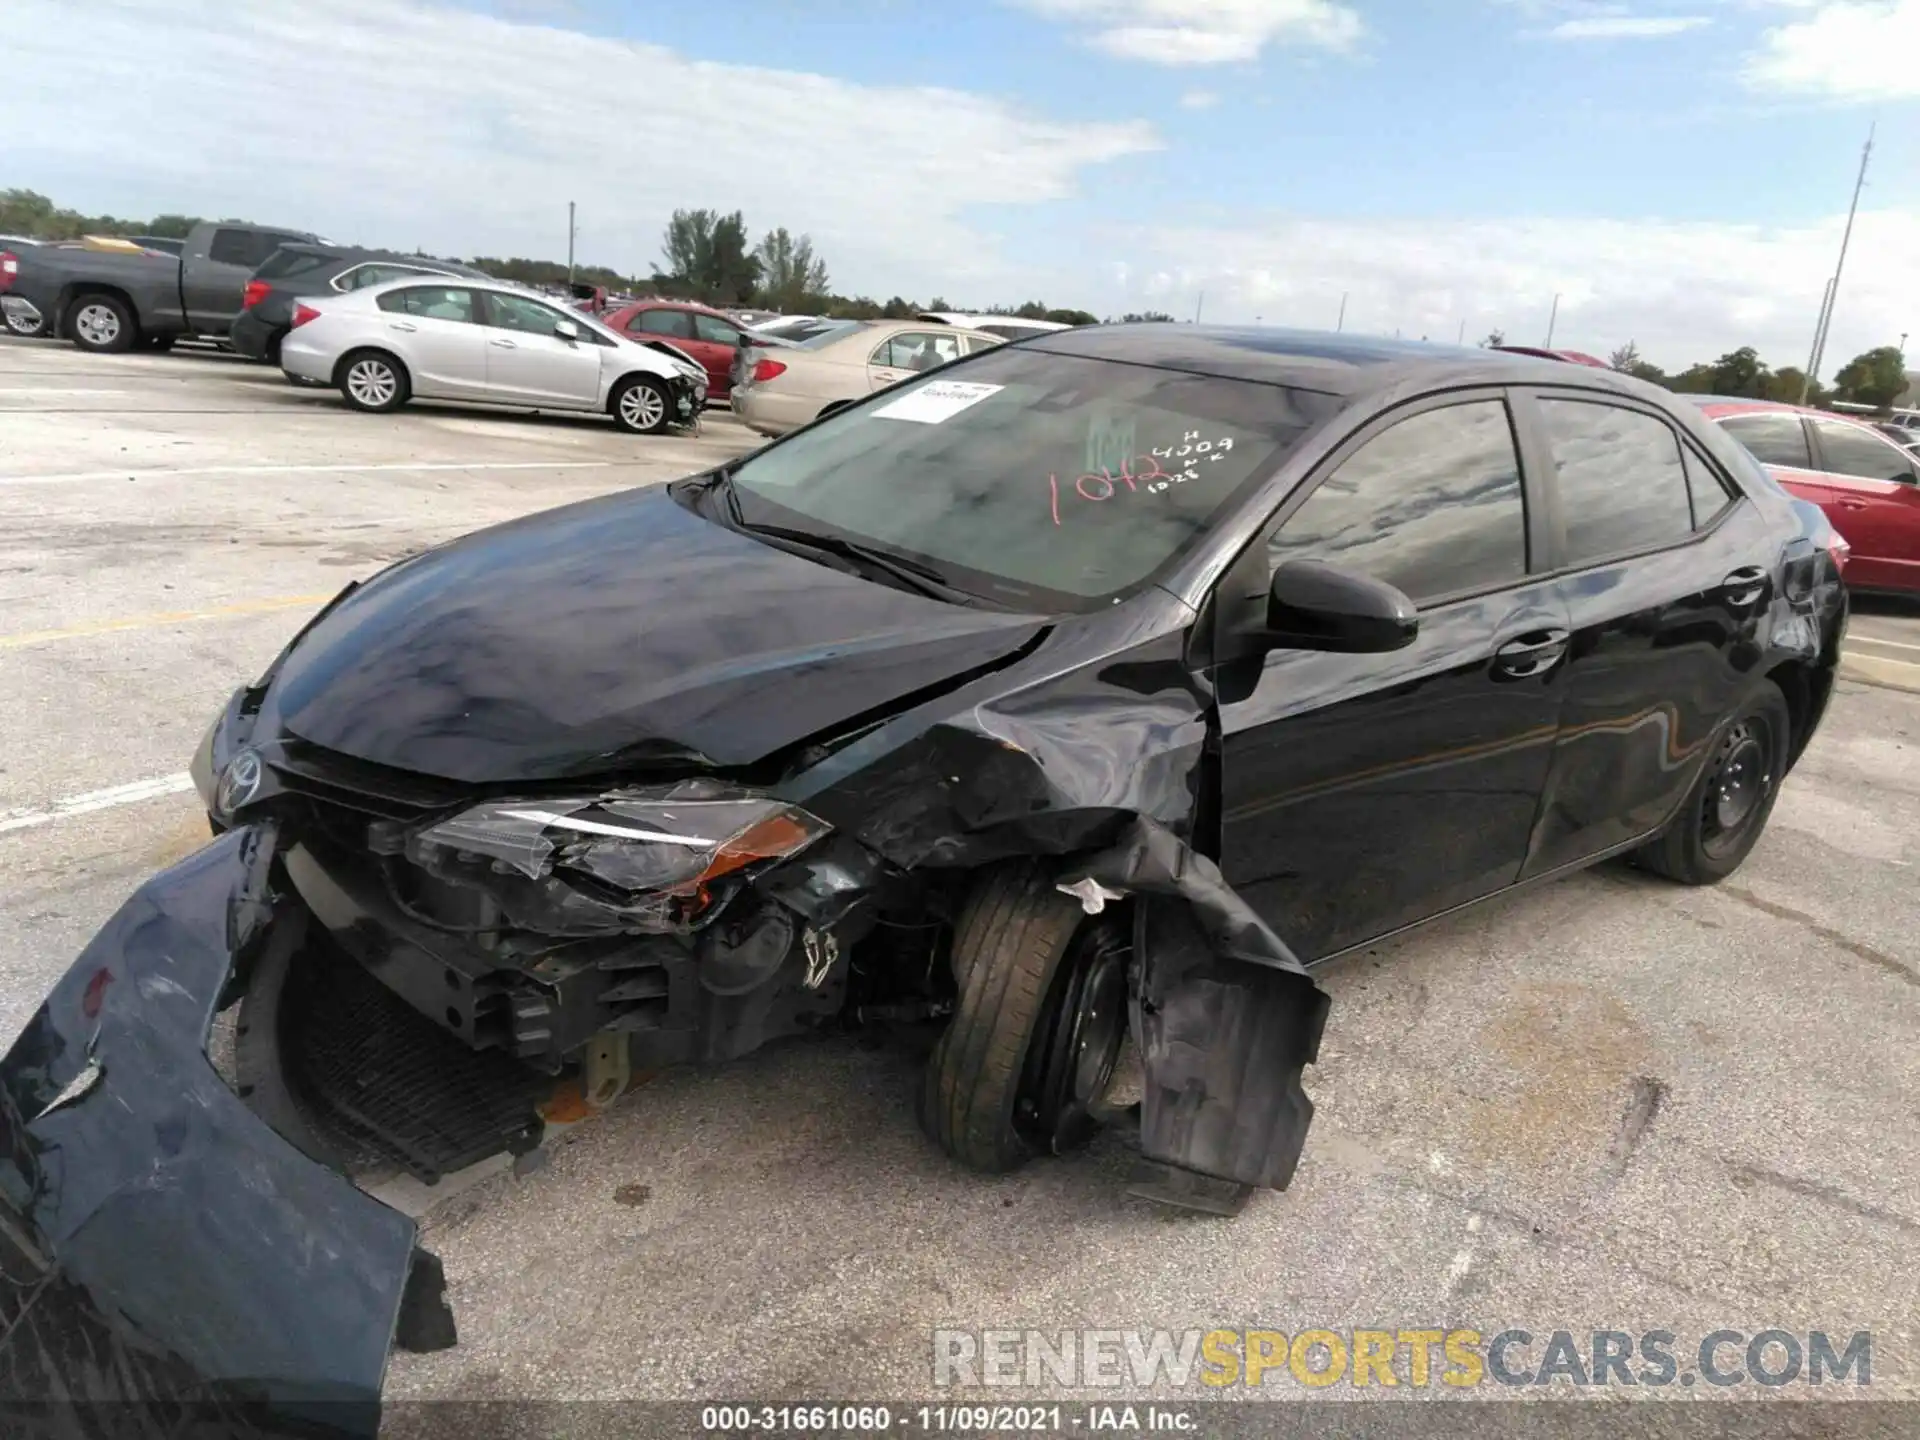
[731,319,1003,437]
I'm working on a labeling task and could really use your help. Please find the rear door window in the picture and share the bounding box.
[875,332,963,371]
[379,286,477,323]
[209,229,308,270]
[1719,412,1812,469]
[1269,399,1527,605]
[1810,418,1918,483]
[633,309,694,339]
[1539,398,1693,564]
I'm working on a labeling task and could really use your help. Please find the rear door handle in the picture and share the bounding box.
[489,338,517,349]
[1493,628,1569,679]
[1836,498,1869,510]
[1720,566,1768,607]
[387,321,417,333]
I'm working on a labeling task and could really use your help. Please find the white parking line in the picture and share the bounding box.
[0,774,195,835]
[1850,633,1920,654]
[0,460,615,487]
[0,387,132,395]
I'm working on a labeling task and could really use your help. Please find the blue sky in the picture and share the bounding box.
[11,0,1920,369]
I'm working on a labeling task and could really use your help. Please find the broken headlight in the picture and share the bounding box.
[404,780,829,933]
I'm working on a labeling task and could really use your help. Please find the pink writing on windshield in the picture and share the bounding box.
[1047,435,1235,524]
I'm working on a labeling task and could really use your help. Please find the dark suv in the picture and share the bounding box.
[231,245,488,363]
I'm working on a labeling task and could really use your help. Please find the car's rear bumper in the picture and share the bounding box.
[279,334,333,385]
[229,308,283,361]
[732,385,815,437]
[0,825,424,1435]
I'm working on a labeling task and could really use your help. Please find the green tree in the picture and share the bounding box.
[1479,329,1505,348]
[1832,346,1908,409]
[659,208,760,304]
[1119,311,1176,323]
[752,227,829,311]
[1762,366,1830,407]
[1608,341,1642,372]
[142,214,200,240]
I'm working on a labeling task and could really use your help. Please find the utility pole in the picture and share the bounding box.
[567,201,578,286]
[1457,319,1466,345]
[1544,293,1561,348]
[1801,122,1875,405]
[1336,291,1347,332]
[1194,291,1205,324]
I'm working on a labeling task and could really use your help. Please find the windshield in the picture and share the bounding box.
[728,348,1333,612]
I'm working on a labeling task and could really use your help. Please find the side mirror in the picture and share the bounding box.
[1267,559,1418,653]
[554,318,581,341]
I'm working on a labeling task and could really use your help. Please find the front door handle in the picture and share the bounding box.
[489,338,517,349]
[1720,566,1768,607]
[1835,498,1869,510]
[1492,628,1569,679]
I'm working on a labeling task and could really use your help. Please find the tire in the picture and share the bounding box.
[1634,681,1791,885]
[336,349,410,413]
[611,374,670,434]
[3,308,43,338]
[919,863,1088,1174]
[69,293,137,353]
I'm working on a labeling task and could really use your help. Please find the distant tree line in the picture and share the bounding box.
[0,188,206,241]
[1476,326,1911,411]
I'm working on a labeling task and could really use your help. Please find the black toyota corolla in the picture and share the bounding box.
[0,328,1847,1431]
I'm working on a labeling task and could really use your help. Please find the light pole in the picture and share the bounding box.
[566,201,578,286]
[1336,291,1347,333]
[1544,293,1561,348]
[1801,122,1875,405]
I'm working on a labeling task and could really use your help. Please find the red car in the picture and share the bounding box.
[1696,398,1919,595]
[600,299,763,400]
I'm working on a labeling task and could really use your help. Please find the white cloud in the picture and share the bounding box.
[1179,89,1223,106]
[1011,0,1362,64]
[1745,0,1920,98]
[1097,209,1920,370]
[4,0,1158,299]
[1549,14,1712,37]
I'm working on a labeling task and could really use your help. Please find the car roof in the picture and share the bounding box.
[1025,323,1652,398]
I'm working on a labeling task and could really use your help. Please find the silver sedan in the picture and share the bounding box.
[279,278,706,433]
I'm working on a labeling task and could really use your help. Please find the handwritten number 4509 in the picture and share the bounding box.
[1048,432,1234,525]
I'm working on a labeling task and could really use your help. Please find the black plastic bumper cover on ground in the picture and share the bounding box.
[0,826,418,1437]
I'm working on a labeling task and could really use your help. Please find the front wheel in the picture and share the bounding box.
[337,350,410,413]
[920,864,1130,1173]
[1634,682,1791,885]
[611,375,670,434]
[69,294,136,353]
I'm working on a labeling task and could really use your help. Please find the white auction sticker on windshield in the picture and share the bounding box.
[871,381,1003,424]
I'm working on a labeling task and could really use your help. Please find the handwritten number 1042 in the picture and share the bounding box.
[1048,434,1233,526]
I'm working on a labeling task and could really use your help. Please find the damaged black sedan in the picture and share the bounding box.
[1,328,1846,1429]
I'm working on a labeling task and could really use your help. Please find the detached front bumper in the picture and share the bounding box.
[0,825,428,1436]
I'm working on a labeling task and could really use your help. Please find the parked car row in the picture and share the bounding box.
[0,220,320,352]
[731,318,1005,436]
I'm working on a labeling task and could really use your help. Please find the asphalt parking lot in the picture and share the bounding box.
[2,336,1918,1410]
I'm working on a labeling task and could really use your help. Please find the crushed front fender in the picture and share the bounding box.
[0,825,421,1436]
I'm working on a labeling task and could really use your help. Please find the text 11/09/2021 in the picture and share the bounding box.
[701,1404,1198,1432]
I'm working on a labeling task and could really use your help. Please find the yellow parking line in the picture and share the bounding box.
[0,593,333,651]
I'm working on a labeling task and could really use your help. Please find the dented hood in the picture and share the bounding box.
[265,485,1044,784]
